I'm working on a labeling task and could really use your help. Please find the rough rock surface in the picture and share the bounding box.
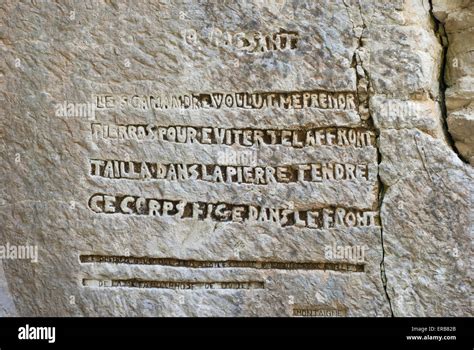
[0,0,472,316]
[432,0,474,165]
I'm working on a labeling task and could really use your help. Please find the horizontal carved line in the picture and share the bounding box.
[80,255,365,272]
[82,278,264,290]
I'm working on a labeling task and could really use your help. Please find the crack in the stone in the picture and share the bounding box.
[377,183,394,317]
[376,140,394,316]
[428,0,468,163]
[349,0,394,317]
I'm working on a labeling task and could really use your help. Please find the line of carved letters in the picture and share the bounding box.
[88,194,378,229]
[95,90,357,111]
[89,159,371,184]
[92,123,374,148]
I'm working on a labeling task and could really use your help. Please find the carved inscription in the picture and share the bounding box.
[83,279,264,290]
[80,255,365,272]
[95,90,357,111]
[293,305,348,317]
[88,194,378,229]
[84,24,379,291]
[183,28,299,53]
[92,124,375,148]
[89,159,371,184]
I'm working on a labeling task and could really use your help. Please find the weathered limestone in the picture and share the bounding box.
[0,0,471,316]
[432,0,474,164]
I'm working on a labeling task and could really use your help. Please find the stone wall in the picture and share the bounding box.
[0,0,471,316]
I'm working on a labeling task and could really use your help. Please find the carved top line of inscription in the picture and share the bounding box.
[95,90,357,111]
[184,28,299,54]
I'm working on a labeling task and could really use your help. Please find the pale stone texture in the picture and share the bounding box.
[0,262,16,316]
[364,0,473,316]
[432,0,474,164]
[0,0,471,316]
